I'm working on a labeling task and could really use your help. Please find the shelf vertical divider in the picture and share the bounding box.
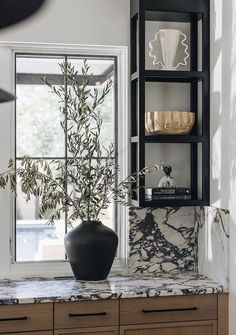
[130,9,138,201]
[138,2,146,206]
[190,13,199,200]
[202,6,210,203]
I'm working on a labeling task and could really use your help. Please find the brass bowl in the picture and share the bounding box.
[145,111,195,135]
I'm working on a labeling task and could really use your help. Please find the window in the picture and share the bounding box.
[0,43,128,277]
[15,54,118,262]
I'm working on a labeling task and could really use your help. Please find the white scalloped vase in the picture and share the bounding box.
[149,29,189,70]
[159,29,181,70]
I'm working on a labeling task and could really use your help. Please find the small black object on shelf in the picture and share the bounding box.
[158,164,176,189]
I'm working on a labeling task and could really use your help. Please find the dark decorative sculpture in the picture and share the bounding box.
[0,0,46,29]
[158,164,177,188]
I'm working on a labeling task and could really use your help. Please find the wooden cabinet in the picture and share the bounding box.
[120,295,217,325]
[120,321,217,335]
[0,303,53,334]
[54,326,119,335]
[54,300,119,330]
[120,294,228,335]
[6,332,53,335]
[54,300,119,335]
[0,294,228,334]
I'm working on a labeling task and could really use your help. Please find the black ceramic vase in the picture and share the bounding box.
[64,221,118,281]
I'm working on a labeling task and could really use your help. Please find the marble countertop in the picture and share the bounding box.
[0,271,227,305]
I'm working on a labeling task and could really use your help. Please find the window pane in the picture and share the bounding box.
[16,56,65,157]
[67,58,115,156]
[16,219,65,262]
[99,80,115,149]
[16,159,66,262]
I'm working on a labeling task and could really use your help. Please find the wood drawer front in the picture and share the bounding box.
[54,300,119,330]
[7,332,53,335]
[120,295,217,325]
[0,303,53,333]
[54,326,119,335]
[120,321,217,335]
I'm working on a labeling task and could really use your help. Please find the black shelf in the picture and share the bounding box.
[131,0,208,17]
[131,70,204,83]
[145,11,203,23]
[130,0,210,208]
[145,70,204,83]
[144,135,205,143]
[131,135,205,143]
[135,199,209,208]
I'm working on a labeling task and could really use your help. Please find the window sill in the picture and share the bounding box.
[0,257,128,280]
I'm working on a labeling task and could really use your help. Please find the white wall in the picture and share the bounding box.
[210,0,236,334]
[0,0,129,46]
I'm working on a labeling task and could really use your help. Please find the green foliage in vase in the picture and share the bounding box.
[0,60,161,226]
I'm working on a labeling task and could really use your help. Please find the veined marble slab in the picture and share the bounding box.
[129,206,229,290]
[0,272,226,305]
[129,207,196,274]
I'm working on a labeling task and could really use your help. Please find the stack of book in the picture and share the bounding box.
[145,188,191,201]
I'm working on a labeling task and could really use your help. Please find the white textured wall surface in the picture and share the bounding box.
[0,0,129,46]
[196,206,229,288]
[210,0,235,334]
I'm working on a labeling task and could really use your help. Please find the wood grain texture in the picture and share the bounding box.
[218,293,229,335]
[6,332,53,335]
[54,326,119,335]
[54,300,119,330]
[0,303,53,333]
[120,321,217,335]
[120,295,218,325]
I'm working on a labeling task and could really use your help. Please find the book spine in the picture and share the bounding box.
[145,188,191,195]
[151,195,191,200]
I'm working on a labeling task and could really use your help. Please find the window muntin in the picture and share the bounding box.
[15,54,117,262]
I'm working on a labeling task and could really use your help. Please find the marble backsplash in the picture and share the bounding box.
[129,206,229,288]
[129,207,196,274]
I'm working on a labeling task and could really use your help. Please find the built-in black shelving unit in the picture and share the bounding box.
[130,0,210,207]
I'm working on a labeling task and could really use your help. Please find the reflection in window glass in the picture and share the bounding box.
[15,55,117,262]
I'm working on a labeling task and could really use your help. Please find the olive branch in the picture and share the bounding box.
[0,60,162,226]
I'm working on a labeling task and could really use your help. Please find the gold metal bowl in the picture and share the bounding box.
[145,111,195,135]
